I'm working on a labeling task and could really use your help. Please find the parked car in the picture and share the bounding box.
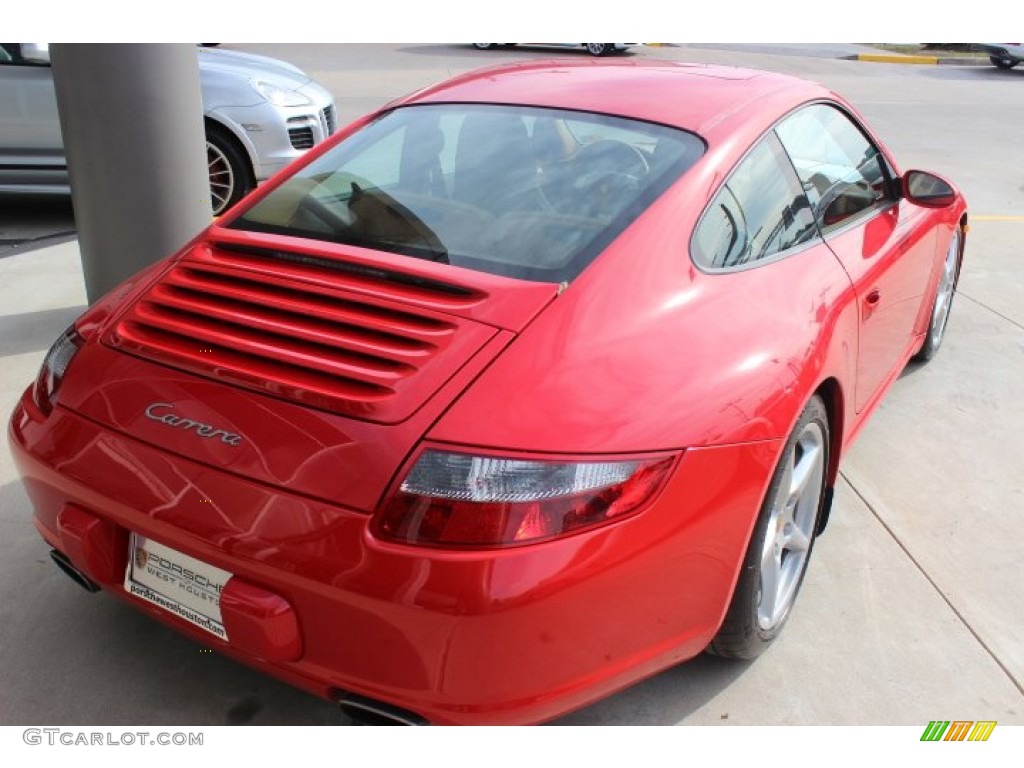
[473,43,633,56]
[0,44,337,214]
[9,59,966,725]
[977,43,1024,69]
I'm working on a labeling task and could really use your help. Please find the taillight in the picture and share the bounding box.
[31,326,84,416]
[375,450,675,547]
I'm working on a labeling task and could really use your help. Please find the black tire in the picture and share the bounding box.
[914,226,962,363]
[990,55,1020,70]
[709,395,830,659]
[585,44,613,57]
[206,125,254,216]
[473,44,497,50]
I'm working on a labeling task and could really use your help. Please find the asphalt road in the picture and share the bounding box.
[1,44,1022,727]
[0,195,75,258]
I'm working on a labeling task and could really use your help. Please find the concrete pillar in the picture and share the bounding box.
[50,44,211,304]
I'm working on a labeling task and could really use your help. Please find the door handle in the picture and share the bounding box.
[863,289,881,319]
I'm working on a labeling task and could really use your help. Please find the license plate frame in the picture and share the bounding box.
[124,533,232,640]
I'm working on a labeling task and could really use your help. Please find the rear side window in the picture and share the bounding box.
[691,134,816,270]
[230,104,704,284]
[775,104,894,231]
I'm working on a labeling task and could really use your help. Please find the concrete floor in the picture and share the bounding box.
[0,44,1021,726]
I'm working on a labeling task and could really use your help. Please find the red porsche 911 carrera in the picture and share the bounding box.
[9,59,966,725]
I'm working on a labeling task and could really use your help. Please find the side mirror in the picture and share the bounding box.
[819,180,876,227]
[903,170,957,207]
[21,43,51,65]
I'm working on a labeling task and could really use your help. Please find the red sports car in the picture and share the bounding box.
[8,59,966,725]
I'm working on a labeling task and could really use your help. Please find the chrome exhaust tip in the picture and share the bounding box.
[336,692,428,726]
[50,549,101,593]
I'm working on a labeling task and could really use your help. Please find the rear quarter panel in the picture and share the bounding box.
[429,162,860,456]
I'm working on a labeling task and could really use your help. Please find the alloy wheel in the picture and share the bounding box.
[757,420,826,630]
[928,229,960,351]
[207,140,235,216]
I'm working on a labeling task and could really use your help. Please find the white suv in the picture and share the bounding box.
[0,44,337,214]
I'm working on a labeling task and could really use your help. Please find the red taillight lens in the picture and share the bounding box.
[31,326,84,416]
[375,450,675,547]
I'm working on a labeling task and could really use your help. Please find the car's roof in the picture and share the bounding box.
[399,59,833,140]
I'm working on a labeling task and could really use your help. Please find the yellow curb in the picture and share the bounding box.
[856,53,939,65]
[973,215,1024,222]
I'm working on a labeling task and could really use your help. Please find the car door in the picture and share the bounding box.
[775,103,936,412]
[0,43,66,192]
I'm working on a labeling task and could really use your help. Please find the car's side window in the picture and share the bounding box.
[691,133,816,270]
[775,104,894,232]
[0,44,47,67]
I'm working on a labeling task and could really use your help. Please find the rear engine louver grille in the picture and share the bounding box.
[107,247,495,422]
[211,243,481,302]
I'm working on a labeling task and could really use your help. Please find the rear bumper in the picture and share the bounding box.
[9,390,777,724]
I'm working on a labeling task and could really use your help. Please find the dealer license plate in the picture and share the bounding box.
[124,533,232,640]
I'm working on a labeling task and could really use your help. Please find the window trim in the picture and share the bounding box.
[774,101,899,237]
[689,126,821,274]
[689,98,901,275]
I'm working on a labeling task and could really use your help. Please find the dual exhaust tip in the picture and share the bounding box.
[336,692,428,726]
[50,549,101,593]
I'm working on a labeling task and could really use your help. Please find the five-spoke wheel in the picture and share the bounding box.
[709,395,830,659]
[757,417,826,630]
[915,227,962,362]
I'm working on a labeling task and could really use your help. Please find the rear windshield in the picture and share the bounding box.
[229,104,704,284]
